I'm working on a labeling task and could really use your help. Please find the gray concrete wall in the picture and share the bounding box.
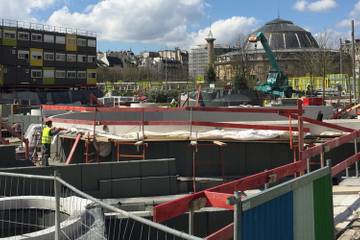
[48,105,333,122]
[0,159,177,199]
[60,140,294,178]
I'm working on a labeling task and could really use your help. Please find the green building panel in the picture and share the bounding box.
[313,175,334,240]
[2,27,17,47]
[43,67,55,85]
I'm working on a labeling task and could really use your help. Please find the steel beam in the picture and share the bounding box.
[65,133,82,164]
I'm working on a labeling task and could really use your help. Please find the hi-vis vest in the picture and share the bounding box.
[41,127,51,144]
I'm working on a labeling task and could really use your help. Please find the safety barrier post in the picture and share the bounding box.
[227,191,242,240]
[297,99,305,174]
[355,138,359,177]
[320,148,325,168]
[54,170,61,240]
[188,209,194,235]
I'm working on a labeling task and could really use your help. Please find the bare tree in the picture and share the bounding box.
[231,34,255,90]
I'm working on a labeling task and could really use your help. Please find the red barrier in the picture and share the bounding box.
[205,223,233,240]
[42,104,299,114]
[302,117,354,133]
[50,117,309,132]
[153,160,306,223]
[65,133,82,164]
[302,131,360,160]
[332,152,360,176]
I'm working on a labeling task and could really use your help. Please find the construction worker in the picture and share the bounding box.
[41,120,61,166]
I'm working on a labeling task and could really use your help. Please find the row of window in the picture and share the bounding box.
[17,50,96,63]
[30,69,96,79]
[1,30,96,47]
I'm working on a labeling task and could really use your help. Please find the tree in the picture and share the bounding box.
[231,34,255,90]
[206,66,216,84]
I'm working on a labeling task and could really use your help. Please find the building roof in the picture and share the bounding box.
[247,18,319,50]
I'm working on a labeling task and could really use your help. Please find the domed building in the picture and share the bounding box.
[215,18,351,89]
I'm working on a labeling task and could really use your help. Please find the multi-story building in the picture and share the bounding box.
[189,43,238,81]
[342,39,360,79]
[0,19,97,89]
[139,48,189,82]
[215,18,352,88]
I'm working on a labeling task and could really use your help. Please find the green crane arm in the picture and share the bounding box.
[249,32,281,72]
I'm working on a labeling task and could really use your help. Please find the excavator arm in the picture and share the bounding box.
[249,32,292,98]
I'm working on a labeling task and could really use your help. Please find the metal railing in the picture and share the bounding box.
[1,18,97,37]
[0,171,202,240]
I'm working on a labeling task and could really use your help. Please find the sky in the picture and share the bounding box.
[0,0,358,53]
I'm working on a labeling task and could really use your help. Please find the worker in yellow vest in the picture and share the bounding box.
[41,120,61,166]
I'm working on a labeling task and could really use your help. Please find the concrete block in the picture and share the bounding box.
[81,163,112,191]
[111,178,141,198]
[169,176,178,194]
[98,180,112,198]
[140,159,173,177]
[110,161,140,178]
[141,176,171,197]
[56,164,82,189]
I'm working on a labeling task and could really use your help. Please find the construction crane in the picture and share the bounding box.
[249,32,293,98]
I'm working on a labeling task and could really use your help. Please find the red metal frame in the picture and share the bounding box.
[65,133,82,164]
[50,117,310,132]
[332,152,360,176]
[42,104,299,114]
[204,223,233,240]
[153,161,306,223]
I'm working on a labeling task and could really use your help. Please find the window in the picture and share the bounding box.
[56,53,65,62]
[77,38,87,47]
[77,54,87,63]
[31,51,42,61]
[67,54,76,62]
[55,35,65,44]
[18,32,29,41]
[31,69,42,78]
[87,55,96,63]
[55,70,65,78]
[31,33,42,42]
[4,30,16,39]
[67,37,76,45]
[44,52,54,61]
[18,50,29,60]
[43,69,54,78]
[77,71,87,79]
[87,72,96,79]
[88,39,96,47]
[44,34,54,43]
[67,71,76,79]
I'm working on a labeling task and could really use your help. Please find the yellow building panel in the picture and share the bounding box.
[66,34,77,52]
[30,48,43,67]
[87,69,97,85]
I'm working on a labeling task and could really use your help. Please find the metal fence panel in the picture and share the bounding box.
[241,192,293,240]
[293,182,315,240]
[0,171,202,240]
[238,167,333,240]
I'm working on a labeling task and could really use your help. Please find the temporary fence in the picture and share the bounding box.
[152,100,360,239]
[227,165,333,240]
[0,171,201,240]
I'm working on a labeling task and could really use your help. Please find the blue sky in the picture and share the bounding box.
[0,0,358,53]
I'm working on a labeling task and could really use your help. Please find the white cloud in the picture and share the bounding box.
[0,0,56,20]
[294,0,307,11]
[188,16,257,47]
[294,0,337,12]
[314,29,349,48]
[45,0,257,49]
[46,0,206,43]
[337,0,360,28]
